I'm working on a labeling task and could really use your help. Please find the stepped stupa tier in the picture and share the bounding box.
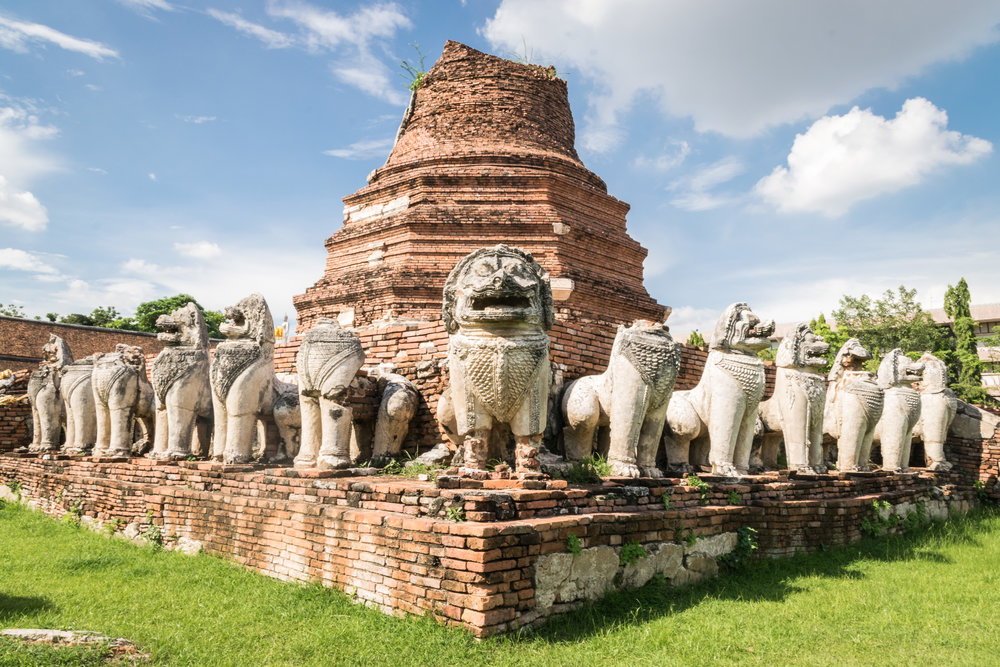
[293,42,665,447]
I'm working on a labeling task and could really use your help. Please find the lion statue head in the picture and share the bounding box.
[877,348,924,389]
[775,322,829,371]
[41,334,72,369]
[156,302,209,350]
[442,244,553,334]
[710,302,774,354]
[917,352,948,392]
[220,293,274,348]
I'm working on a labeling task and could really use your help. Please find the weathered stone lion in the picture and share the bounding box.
[873,349,924,472]
[912,352,957,471]
[438,245,553,474]
[371,373,420,460]
[292,317,366,469]
[210,293,277,464]
[60,352,98,456]
[757,322,829,473]
[823,338,883,471]
[27,334,71,452]
[91,344,155,457]
[562,319,680,478]
[150,302,213,460]
[664,302,774,477]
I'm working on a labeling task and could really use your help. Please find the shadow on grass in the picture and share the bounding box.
[0,592,54,621]
[522,509,997,643]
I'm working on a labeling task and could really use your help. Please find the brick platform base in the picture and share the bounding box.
[0,452,986,637]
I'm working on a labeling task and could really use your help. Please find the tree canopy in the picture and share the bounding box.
[11,295,225,338]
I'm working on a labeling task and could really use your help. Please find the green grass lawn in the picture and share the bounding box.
[2,498,998,666]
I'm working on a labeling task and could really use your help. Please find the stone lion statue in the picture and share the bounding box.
[371,373,420,460]
[150,302,213,460]
[438,244,553,474]
[912,352,957,471]
[873,348,924,472]
[562,319,680,478]
[27,334,72,452]
[210,293,278,464]
[664,302,774,477]
[823,338,883,471]
[59,351,98,456]
[91,344,155,457]
[292,317,366,469]
[757,322,829,473]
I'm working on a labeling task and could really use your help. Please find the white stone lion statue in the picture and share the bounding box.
[873,348,924,472]
[912,352,957,471]
[210,293,278,464]
[59,352,98,456]
[664,302,774,477]
[91,344,155,457]
[150,302,213,460]
[562,319,680,478]
[27,334,72,452]
[823,338,883,471]
[438,244,553,474]
[757,322,829,473]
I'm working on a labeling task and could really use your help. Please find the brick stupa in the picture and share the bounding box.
[291,41,667,448]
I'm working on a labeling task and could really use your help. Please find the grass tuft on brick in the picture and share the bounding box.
[3,500,1000,664]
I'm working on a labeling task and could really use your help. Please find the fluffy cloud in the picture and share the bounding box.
[755,98,992,217]
[323,137,394,159]
[633,141,691,172]
[0,176,48,230]
[0,14,119,60]
[114,0,174,16]
[482,0,1000,146]
[174,241,221,259]
[0,247,58,274]
[668,157,744,212]
[208,2,411,104]
[177,114,217,124]
[0,103,60,231]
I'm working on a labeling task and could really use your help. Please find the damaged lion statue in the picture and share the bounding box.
[873,348,924,472]
[292,317,366,469]
[562,319,680,477]
[438,245,553,474]
[149,302,213,460]
[210,293,278,464]
[60,350,98,456]
[823,338,883,471]
[664,302,774,477]
[91,344,155,457]
[27,334,72,452]
[912,352,957,471]
[757,322,829,473]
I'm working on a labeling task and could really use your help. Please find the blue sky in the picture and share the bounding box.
[2,0,999,339]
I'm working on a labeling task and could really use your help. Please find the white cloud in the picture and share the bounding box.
[177,114,217,124]
[0,102,61,182]
[122,258,160,274]
[482,0,1000,145]
[87,167,108,175]
[174,241,221,259]
[0,175,47,230]
[323,137,393,159]
[207,9,295,49]
[84,83,102,92]
[665,305,719,342]
[0,247,58,274]
[668,157,744,212]
[148,172,157,181]
[634,141,691,171]
[0,14,119,61]
[115,0,174,16]
[66,69,85,76]
[755,98,992,217]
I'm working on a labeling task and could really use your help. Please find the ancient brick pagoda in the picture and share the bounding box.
[291,41,665,446]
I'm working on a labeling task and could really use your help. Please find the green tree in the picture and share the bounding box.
[45,312,58,322]
[943,277,988,403]
[134,294,224,338]
[60,313,95,326]
[831,286,949,371]
[0,304,26,318]
[686,330,707,347]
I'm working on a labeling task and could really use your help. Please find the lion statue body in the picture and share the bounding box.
[91,344,155,457]
[438,245,553,474]
[912,352,957,471]
[371,373,420,460]
[757,323,829,473]
[210,293,278,464]
[292,318,366,469]
[823,338,883,471]
[59,352,98,456]
[150,302,213,459]
[664,302,774,477]
[562,320,680,478]
[873,349,924,472]
[27,334,72,452]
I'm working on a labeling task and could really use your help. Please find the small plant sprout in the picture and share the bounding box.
[566,533,582,555]
[727,490,742,506]
[662,489,673,509]
[446,506,465,522]
[399,43,427,91]
[687,475,711,505]
[620,541,646,566]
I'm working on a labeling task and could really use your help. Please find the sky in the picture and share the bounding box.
[2,0,1000,340]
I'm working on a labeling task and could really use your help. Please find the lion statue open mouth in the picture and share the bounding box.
[874,348,924,472]
[438,245,553,474]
